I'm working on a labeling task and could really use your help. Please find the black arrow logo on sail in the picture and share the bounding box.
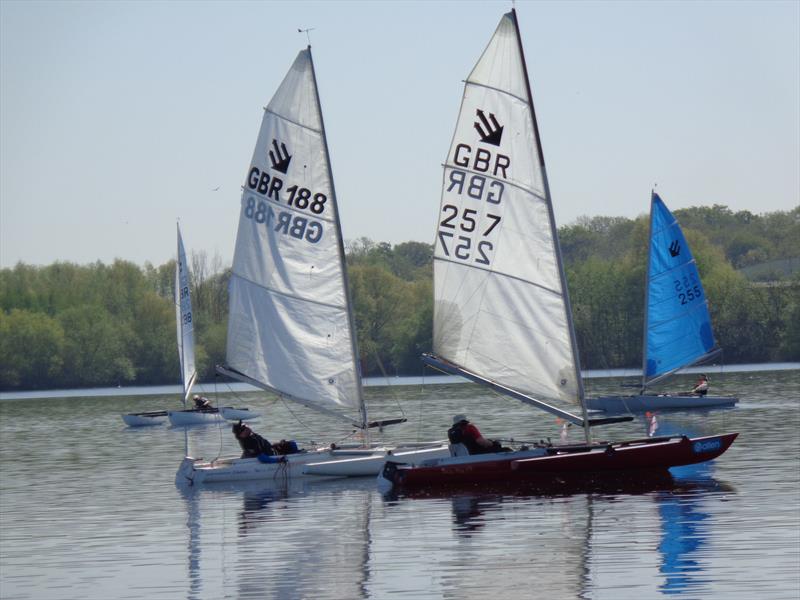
[474,109,504,146]
[668,240,681,257]
[269,139,292,174]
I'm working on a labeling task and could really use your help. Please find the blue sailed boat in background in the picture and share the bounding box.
[586,193,738,413]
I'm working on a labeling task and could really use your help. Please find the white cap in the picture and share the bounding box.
[452,414,467,425]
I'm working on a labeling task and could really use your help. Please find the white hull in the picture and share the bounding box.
[167,407,259,426]
[121,412,167,427]
[585,394,738,413]
[302,443,451,477]
[176,442,451,485]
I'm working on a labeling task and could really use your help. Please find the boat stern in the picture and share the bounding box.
[175,456,198,487]
[377,461,405,493]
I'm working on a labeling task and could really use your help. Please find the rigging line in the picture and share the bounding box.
[277,394,356,446]
[371,347,407,420]
[416,377,426,443]
[278,394,319,440]
[209,376,225,461]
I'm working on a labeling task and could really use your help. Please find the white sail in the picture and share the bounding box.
[224,49,363,420]
[432,12,581,408]
[175,224,197,399]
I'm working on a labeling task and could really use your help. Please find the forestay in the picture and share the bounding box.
[432,12,581,409]
[175,225,197,400]
[224,49,363,423]
[643,193,718,386]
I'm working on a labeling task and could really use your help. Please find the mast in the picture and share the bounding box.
[510,9,591,443]
[307,46,370,440]
[640,191,656,392]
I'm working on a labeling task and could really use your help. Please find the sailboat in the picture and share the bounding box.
[379,10,737,490]
[176,47,449,485]
[123,226,256,427]
[585,193,738,412]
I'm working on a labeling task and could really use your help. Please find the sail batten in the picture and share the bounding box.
[229,272,347,313]
[262,108,322,134]
[464,81,529,105]
[432,11,582,412]
[433,256,564,295]
[225,49,364,419]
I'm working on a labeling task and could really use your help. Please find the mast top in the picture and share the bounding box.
[298,27,315,46]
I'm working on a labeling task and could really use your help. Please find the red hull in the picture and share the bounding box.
[383,433,738,489]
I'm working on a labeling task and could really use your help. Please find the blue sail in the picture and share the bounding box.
[644,194,716,381]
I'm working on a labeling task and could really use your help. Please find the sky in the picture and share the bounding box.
[1,0,798,268]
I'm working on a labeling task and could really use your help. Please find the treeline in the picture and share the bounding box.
[560,205,800,369]
[1,205,797,390]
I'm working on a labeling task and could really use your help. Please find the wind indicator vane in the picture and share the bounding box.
[298,27,315,45]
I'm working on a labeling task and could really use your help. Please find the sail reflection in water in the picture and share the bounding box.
[181,479,376,599]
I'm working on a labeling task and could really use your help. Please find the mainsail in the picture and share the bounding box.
[642,192,718,387]
[175,224,197,403]
[221,48,366,428]
[430,10,586,428]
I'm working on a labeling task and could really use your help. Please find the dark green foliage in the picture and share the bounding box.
[0,253,230,390]
[1,206,797,390]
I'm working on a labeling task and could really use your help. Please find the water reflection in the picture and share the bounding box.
[645,414,735,596]
[6,371,796,600]
[383,413,737,599]
[179,478,377,599]
[450,494,499,536]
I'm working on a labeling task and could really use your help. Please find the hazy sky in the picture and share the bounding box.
[1,0,798,268]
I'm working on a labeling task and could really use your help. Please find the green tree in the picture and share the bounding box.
[0,309,65,389]
[57,305,136,387]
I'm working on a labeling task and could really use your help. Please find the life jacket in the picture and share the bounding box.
[447,424,464,444]
[447,423,486,455]
[272,440,300,455]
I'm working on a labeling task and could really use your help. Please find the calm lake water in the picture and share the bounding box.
[1,370,798,599]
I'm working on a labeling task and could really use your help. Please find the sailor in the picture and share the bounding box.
[447,414,504,455]
[691,374,709,396]
[232,421,275,458]
[193,394,212,410]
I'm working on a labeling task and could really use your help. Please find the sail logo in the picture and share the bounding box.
[474,109,504,146]
[668,240,681,257]
[269,139,292,174]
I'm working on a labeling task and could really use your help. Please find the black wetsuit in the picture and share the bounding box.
[238,432,274,458]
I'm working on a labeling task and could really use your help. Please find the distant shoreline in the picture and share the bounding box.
[1,362,797,401]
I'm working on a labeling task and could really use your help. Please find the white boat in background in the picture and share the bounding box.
[167,406,260,427]
[585,193,738,413]
[122,410,168,427]
[123,225,257,427]
[176,47,448,486]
